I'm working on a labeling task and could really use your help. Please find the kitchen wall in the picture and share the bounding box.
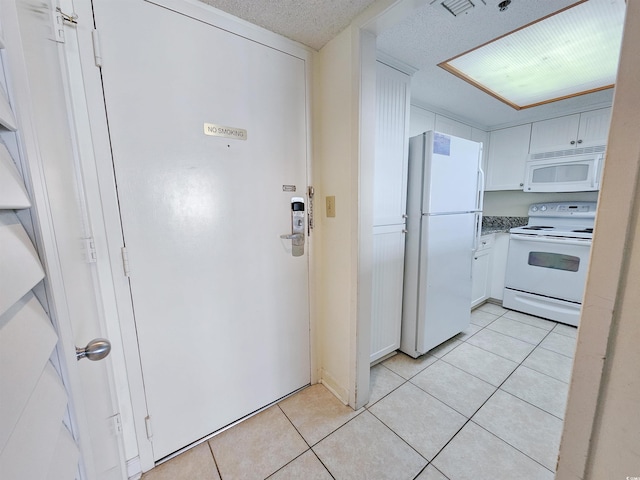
[483,191,599,217]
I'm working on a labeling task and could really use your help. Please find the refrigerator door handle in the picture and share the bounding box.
[473,212,482,252]
[477,166,485,212]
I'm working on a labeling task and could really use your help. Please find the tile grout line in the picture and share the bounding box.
[206,441,224,480]
[272,403,337,479]
[429,312,564,473]
[429,316,564,475]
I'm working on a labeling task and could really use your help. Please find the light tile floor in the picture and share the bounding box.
[142,304,577,480]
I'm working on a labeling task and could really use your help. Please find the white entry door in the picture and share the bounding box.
[93,0,311,460]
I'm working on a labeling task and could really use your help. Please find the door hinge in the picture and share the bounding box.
[109,413,122,436]
[51,7,78,44]
[82,236,97,263]
[144,415,153,439]
[121,246,131,277]
[92,29,103,67]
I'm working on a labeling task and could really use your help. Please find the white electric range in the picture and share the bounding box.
[503,202,597,326]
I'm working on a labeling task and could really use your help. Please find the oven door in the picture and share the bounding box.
[504,234,592,303]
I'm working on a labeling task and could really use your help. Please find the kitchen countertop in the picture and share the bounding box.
[481,216,528,235]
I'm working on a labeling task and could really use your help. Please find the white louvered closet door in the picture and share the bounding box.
[0,25,80,480]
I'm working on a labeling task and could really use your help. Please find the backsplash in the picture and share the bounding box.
[481,216,528,234]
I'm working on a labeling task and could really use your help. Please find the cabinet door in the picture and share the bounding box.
[529,114,580,153]
[577,108,611,148]
[471,249,492,308]
[371,225,406,362]
[471,127,489,182]
[435,114,472,140]
[490,233,511,300]
[374,62,410,226]
[486,124,531,190]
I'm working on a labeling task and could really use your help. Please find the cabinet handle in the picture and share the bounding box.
[570,140,576,145]
[577,139,583,144]
[402,229,408,234]
[519,183,524,187]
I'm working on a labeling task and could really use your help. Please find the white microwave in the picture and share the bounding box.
[523,150,604,192]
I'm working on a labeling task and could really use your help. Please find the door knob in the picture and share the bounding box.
[76,338,111,361]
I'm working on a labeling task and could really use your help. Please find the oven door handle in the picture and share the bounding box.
[510,233,591,247]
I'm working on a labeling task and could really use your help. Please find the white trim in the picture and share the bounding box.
[376,51,418,76]
[59,0,142,466]
[146,0,315,57]
[487,101,614,131]
[73,0,316,471]
[126,456,142,480]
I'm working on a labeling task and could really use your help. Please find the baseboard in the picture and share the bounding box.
[370,350,397,367]
[320,369,349,405]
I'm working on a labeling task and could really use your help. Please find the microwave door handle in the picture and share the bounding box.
[593,155,602,189]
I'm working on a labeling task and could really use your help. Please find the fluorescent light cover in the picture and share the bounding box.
[440,0,626,109]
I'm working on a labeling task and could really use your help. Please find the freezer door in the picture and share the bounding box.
[416,213,475,354]
[421,131,481,214]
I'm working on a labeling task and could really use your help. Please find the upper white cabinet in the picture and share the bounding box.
[374,62,411,226]
[409,105,435,138]
[529,108,612,153]
[471,127,489,180]
[485,123,532,191]
[435,115,472,140]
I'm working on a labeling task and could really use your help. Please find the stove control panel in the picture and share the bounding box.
[528,202,597,218]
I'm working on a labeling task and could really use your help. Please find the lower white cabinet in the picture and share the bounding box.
[371,224,406,362]
[489,233,511,301]
[471,234,494,308]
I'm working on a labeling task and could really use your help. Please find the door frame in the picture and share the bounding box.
[71,0,316,472]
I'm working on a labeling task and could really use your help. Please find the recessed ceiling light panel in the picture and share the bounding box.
[439,0,626,109]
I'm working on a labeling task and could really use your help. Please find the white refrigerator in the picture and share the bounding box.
[401,131,484,358]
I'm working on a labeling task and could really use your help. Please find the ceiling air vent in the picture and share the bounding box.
[441,0,475,16]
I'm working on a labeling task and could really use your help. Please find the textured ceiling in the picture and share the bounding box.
[198,0,380,50]
[197,0,618,128]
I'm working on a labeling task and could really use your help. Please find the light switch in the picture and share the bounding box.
[326,196,335,218]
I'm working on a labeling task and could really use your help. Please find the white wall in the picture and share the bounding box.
[556,0,640,476]
[313,27,358,403]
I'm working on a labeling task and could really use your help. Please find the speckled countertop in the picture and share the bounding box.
[481,216,528,235]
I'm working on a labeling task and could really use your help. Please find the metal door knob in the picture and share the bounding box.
[76,338,111,361]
